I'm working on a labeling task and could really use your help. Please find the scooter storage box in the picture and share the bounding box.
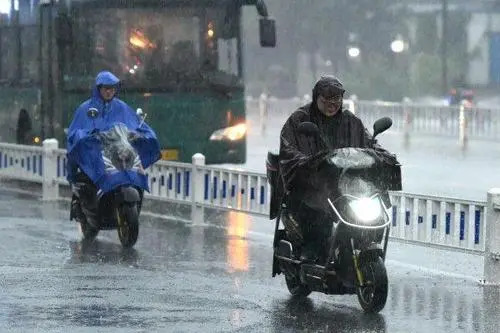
[266,151,283,220]
[266,151,279,185]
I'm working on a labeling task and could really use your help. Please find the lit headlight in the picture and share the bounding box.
[209,123,246,141]
[348,197,382,222]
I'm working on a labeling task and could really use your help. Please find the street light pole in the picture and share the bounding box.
[441,0,448,96]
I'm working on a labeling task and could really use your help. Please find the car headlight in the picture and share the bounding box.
[209,123,246,141]
[348,197,382,222]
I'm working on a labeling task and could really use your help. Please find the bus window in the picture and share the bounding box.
[200,8,243,90]
[217,38,238,77]
[64,7,201,90]
[63,5,241,91]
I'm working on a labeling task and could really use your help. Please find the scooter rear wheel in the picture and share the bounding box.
[116,204,139,248]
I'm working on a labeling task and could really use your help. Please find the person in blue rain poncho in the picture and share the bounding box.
[67,71,161,225]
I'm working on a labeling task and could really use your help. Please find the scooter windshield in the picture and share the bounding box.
[327,148,376,170]
[338,174,378,198]
[99,123,140,171]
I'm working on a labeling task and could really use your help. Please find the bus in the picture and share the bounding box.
[1,0,276,164]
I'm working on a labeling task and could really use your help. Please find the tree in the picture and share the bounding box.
[244,0,411,98]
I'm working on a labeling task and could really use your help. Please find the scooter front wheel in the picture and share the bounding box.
[79,221,99,241]
[116,204,139,248]
[356,257,388,313]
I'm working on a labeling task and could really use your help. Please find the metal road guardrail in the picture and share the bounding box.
[247,95,500,149]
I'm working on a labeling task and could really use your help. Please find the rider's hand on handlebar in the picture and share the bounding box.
[130,127,150,141]
[303,150,329,170]
[128,131,143,142]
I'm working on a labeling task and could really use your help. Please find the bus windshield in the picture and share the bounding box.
[63,6,242,91]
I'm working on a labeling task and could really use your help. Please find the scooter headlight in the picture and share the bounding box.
[348,197,382,223]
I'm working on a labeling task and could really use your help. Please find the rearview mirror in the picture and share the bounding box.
[136,108,148,126]
[87,108,99,119]
[298,122,319,136]
[373,117,392,138]
[259,18,276,47]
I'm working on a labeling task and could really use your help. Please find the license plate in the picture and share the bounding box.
[161,149,179,161]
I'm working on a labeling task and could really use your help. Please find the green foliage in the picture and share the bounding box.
[409,53,464,97]
[415,14,439,54]
[243,0,472,99]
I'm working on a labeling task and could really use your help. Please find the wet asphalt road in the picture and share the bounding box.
[1,190,500,333]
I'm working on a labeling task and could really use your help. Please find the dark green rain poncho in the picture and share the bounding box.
[277,76,401,212]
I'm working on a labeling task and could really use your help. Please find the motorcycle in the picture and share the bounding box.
[266,117,402,313]
[69,108,160,248]
[448,88,475,108]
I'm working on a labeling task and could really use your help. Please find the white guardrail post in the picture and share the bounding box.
[483,188,500,285]
[458,102,468,151]
[402,97,412,149]
[42,138,59,201]
[191,153,206,225]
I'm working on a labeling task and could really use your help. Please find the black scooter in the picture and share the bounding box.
[266,117,402,313]
[71,108,149,248]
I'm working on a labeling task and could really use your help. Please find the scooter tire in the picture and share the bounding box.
[116,204,139,248]
[356,257,388,313]
[80,221,99,241]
